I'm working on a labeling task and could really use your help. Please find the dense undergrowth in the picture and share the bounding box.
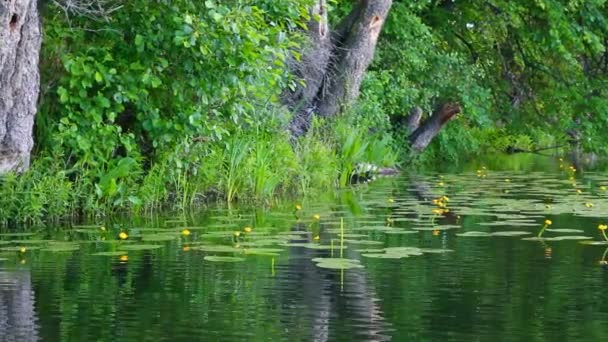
[2,0,608,224]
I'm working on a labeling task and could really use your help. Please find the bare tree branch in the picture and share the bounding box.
[52,0,123,21]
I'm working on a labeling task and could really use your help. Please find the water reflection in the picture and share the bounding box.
[0,270,39,341]
[272,222,393,341]
[1,155,608,340]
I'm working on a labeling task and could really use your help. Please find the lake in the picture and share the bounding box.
[2,154,608,341]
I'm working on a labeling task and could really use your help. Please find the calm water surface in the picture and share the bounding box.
[2,155,608,341]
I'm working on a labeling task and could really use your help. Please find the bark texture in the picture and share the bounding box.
[0,0,41,173]
[284,0,393,138]
[408,102,461,152]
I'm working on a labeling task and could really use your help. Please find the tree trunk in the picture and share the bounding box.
[408,103,461,152]
[0,0,41,174]
[284,0,393,138]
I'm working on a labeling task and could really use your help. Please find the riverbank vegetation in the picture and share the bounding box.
[1,0,608,224]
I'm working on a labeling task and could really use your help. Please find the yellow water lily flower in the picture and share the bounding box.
[544,219,552,226]
[313,235,320,241]
[182,246,191,252]
[244,226,252,233]
[181,229,191,236]
[432,230,440,236]
[119,255,128,262]
[295,204,302,210]
[313,214,320,220]
[432,209,444,215]
[585,203,594,208]
[118,232,128,240]
[234,231,241,237]
[19,247,26,253]
[601,186,607,191]
[598,224,608,231]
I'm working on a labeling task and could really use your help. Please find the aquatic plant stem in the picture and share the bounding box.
[537,224,548,238]
[340,218,344,259]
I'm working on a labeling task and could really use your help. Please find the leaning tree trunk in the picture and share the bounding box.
[0,0,41,174]
[284,0,458,155]
[284,0,393,138]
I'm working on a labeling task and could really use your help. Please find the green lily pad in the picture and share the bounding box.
[343,239,384,246]
[382,230,419,235]
[121,244,164,251]
[311,258,363,270]
[0,246,41,252]
[544,236,593,241]
[40,245,80,253]
[456,231,491,237]
[545,229,584,233]
[204,256,245,262]
[8,240,52,245]
[362,247,427,259]
[243,248,284,256]
[356,248,386,253]
[490,231,532,237]
[142,234,177,242]
[579,241,608,245]
[521,237,546,241]
[92,251,128,256]
[192,245,241,253]
[420,248,454,253]
[282,243,347,250]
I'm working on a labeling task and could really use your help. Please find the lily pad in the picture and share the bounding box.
[40,245,80,253]
[282,243,347,250]
[579,241,608,245]
[243,248,284,256]
[311,258,363,270]
[121,244,164,251]
[204,256,245,262]
[192,245,241,253]
[343,239,384,246]
[544,236,593,241]
[142,234,177,242]
[456,231,491,237]
[490,231,532,237]
[92,251,128,256]
[382,230,419,235]
[545,229,584,233]
[0,246,41,252]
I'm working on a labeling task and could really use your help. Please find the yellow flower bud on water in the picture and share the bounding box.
[544,219,552,226]
[244,226,252,233]
[181,229,191,236]
[118,232,128,240]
